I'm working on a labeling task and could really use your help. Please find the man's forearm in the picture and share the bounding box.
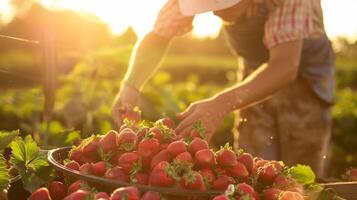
[214,40,302,113]
[123,32,172,90]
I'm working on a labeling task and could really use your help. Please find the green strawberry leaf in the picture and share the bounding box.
[10,135,54,192]
[0,130,19,150]
[0,154,9,191]
[288,164,316,185]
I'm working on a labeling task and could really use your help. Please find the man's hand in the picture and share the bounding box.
[175,97,228,142]
[111,85,140,127]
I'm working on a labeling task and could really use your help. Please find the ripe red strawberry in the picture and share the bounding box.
[79,163,93,175]
[65,160,80,171]
[131,172,149,185]
[118,152,140,173]
[81,137,100,162]
[160,143,169,150]
[138,136,160,167]
[149,161,176,187]
[68,180,88,194]
[255,159,269,169]
[49,181,67,200]
[215,167,228,176]
[228,162,249,181]
[167,140,187,157]
[194,149,216,167]
[140,191,161,200]
[211,175,235,190]
[150,125,175,144]
[150,127,164,143]
[188,137,209,154]
[156,117,176,129]
[92,161,108,176]
[122,109,141,122]
[137,127,149,141]
[68,149,82,164]
[264,188,283,200]
[175,152,193,163]
[110,186,140,200]
[199,168,216,185]
[117,128,138,152]
[99,130,118,154]
[279,191,304,200]
[189,121,205,138]
[150,149,172,170]
[258,164,279,184]
[236,183,259,200]
[64,190,92,200]
[237,153,255,173]
[212,194,230,200]
[29,187,52,200]
[180,171,206,191]
[104,167,130,182]
[95,192,110,200]
[273,175,303,194]
[216,144,238,168]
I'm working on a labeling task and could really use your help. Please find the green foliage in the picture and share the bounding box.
[288,165,316,185]
[0,130,19,150]
[0,155,9,191]
[10,135,54,192]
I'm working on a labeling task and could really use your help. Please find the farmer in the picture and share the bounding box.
[112,0,334,177]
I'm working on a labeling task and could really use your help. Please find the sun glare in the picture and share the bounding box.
[1,0,357,41]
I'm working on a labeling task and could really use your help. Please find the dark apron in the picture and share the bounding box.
[223,4,335,104]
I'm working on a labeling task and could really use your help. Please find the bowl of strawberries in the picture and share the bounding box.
[47,109,338,199]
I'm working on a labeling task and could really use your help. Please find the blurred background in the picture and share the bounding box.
[0,0,356,178]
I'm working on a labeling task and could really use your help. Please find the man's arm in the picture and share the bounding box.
[176,40,303,138]
[215,39,302,111]
[123,32,172,90]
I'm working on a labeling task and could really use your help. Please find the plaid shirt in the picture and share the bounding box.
[154,0,324,49]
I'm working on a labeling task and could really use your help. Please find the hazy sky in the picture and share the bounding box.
[1,0,357,41]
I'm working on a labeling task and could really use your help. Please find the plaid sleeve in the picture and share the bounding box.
[153,0,194,38]
[264,0,314,49]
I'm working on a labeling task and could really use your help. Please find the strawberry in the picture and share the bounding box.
[81,137,100,163]
[216,144,238,168]
[65,160,80,171]
[150,149,172,170]
[118,152,140,173]
[68,149,82,164]
[199,168,216,186]
[117,128,138,152]
[68,180,88,194]
[150,124,175,144]
[49,181,67,200]
[228,162,249,181]
[255,159,269,169]
[156,117,176,130]
[273,175,303,194]
[167,140,187,157]
[211,175,235,190]
[258,164,279,184]
[104,167,130,182]
[194,149,216,167]
[131,172,149,185]
[237,153,255,173]
[29,187,52,200]
[121,109,141,123]
[110,186,140,200]
[188,137,209,154]
[92,161,108,177]
[95,192,110,200]
[140,191,161,200]
[190,121,206,138]
[138,136,160,167]
[175,152,193,164]
[160,143,169,150]
[236,183,260,200]
[264,188,283,200]
[215,167,228,176]
[212,194,230,200]
[137,127,149,141]
[279,191,304,200]
[149,161,176,187]
[64,190,92,200]
[180,171,206,191]
[99,130,118,154]
[79,163,93,175]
